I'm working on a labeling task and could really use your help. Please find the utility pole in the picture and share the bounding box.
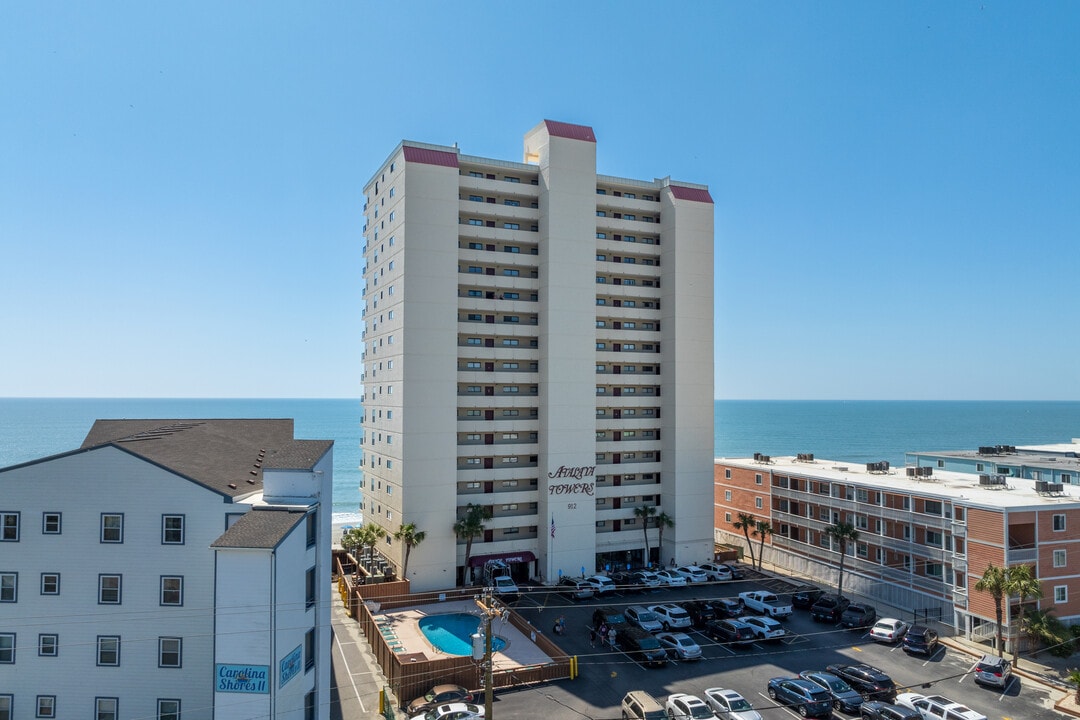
[474,590,507,719]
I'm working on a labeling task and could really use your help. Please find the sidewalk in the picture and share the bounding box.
[329,581,396,720]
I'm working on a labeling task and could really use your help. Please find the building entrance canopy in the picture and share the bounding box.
[468,551,537,567]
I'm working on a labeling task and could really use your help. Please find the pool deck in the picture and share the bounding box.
[374,599,555,669]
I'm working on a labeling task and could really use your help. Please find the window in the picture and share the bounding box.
[160,576,183,606]
[158,700,180,720]
[306,567,317,609]
[1054,514,1066,531]
[1055,585,1068,603]
[100,513,123,543]
[1054,549,1067,568]
[0,512,18,541]
[725,490,732,501]
[42,512,61,534]
[96,698,118,720]
[40,572,58,596]
[469,194,483,202]
[503,268,519,276]
[503,223,520,230]
[99,574,121,604]
[466,337,482,345]
[97,635,120,666]
[305,627,316,671]
[0,696,10,720]
[504,199,520,207]
[755,474,762,485]
[158,637,182,668]
[36,697,56,718]
[923,500,943,516]
[468,219,483,226]
[305,691,317,720]
[0,633,13,663]
[306,511,317,547]
[725,469,731,479]
[926,530,943,547]
[0,573,15,602]
[725,512,732,523]
[162,515,184,544]
[38,633,57,657]
[755,498,763,509]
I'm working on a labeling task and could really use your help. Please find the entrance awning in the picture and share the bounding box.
[468,551,537,567]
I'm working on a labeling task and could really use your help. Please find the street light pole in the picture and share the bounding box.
[474,590,505,719]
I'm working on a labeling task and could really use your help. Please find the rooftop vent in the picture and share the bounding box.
[866,461,890,474]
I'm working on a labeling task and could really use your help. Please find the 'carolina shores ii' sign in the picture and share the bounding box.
[279,645,303,688]
[216,664,270,693]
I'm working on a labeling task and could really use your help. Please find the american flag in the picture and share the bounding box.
[550,515,556,539]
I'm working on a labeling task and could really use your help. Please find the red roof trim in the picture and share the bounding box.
[544,120,597,143]
[402,146,459,168]
[669,185,713,204]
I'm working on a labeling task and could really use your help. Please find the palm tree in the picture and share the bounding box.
[825,521,859,599]
[733,513,758,568]
[634,505,657,566]
[393,522,426,579]
[341,527,365,566]
[452,503,487,584]
[1020,607,1054,657]
[655,511,675,563]
[975,563,1008,657]
[753,520,773,571]
[357,523,387,580]
[1005,563,1043,666]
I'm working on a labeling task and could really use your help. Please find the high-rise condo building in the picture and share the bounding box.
[360,120,714,592]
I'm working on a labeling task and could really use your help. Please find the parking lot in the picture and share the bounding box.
[479,570,1063,720]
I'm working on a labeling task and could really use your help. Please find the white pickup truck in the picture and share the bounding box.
[738,590,792,618]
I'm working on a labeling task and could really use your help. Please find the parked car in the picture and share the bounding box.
[841,602,878,630]
[625,605,664,633]
[811,594,851,623]
[766,677,833,719]
[894,693,986,720]
[583,575,616,594]
[702,618,755,647]
[557,577,594,601]
[621,691,666,720]
[826,664,897,702]
[902,625,940,656]
[656,631,702,660]
[406,684,475,715]
[633,570,662,589]
[655,569,688,587]
[718,562,745,579]
[666,693,714,720]
[710,597,744,618]
[738,615,786,642]
[703,687,762,720]
[699,562,734,581]
[869,618,909,643]
[800,670,865,714]
[409,703,484,720]
[592,606,627,630]
[649,603,692,630]
[972,654,1012,688]
[792,585,825,609]
[675,565,708,583]
[615,626,668,667]
[682,600,717,627]
[622,691,666,720]
[859,702,921,720]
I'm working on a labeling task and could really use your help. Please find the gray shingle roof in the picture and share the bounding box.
[211,506,307,549]
[79,419,332,497]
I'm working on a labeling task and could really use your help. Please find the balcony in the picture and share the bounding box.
[1007,547,1038,565]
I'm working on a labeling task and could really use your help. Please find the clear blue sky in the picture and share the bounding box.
[2,2,1077,400]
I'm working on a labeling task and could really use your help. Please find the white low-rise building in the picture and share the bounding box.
[0,419,332,720]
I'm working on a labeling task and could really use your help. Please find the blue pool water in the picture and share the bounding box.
[418,613,507,656]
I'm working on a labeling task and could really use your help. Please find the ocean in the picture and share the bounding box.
[2,399,1079,525]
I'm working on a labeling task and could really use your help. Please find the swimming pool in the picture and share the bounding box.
[418,612,507,656]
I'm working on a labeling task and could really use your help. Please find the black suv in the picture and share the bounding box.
[825,663,897,702]
[791,586,824,609]
[615,626,667,667]
[859,701,921,720]
[702,618,755,647]
[682,600,717,627]
[840,602,877,629]
[710,597,744,618]
[902,625,939,656]
[592,606,627,630]
[811,594,850,623]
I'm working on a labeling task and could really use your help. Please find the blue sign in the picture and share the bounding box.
[216,664,270,694]
[280,645,303,688]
